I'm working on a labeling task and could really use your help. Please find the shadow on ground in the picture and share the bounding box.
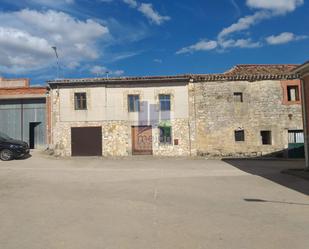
[15,154,32,160]
[222,159,309,196]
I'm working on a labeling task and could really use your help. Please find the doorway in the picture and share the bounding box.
[71,127,102,156]
[132,126,153,155]
[29,122,41,149]
[288,130,305,158]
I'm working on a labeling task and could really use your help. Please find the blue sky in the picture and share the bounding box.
[0,0,308,85]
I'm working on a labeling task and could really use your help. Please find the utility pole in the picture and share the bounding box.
[52,46,60,79]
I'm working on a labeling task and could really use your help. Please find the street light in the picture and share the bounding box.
[52,46,60,79]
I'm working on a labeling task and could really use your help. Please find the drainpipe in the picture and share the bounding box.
[21,99,24,141]
[301,78,309,171]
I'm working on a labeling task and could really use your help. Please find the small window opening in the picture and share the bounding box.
[235,130,245,142]
[287,86,300,102]
[261,131,272,145]
[159,126,172,144]
[128,95,140,112]
[74,92,87,110]
[159,94,171,111]
[233,92,243,102]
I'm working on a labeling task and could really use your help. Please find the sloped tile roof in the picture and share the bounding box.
[47,64,300,86]
[193,64,299,82]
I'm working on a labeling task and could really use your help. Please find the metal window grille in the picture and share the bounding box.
[159,126,172,144]
[288,130,304,143]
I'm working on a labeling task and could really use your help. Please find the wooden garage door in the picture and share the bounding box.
[71,127,102,156]
[132,126,153,155]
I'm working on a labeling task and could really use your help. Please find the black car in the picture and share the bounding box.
[0,132,30,161]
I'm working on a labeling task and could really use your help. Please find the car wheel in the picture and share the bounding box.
[0,149,14,161]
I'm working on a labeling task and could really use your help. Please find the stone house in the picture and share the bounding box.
[189,65,303,158]
[47,76,192,157]
[47,64,304,158]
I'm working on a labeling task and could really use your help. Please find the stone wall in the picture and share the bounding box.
[50,89,191,157]
[190,79,303,157]
[51,119,191,157]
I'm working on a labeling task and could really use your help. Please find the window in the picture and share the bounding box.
[159,94,171,111]
[261,131,272,145]
[128,95,140,112]
[235,130,245,142]
[288,130,304,144]
[233,92,243,102]
[159,126,172,144]
[287,86,300,102]
[74,92,87,110]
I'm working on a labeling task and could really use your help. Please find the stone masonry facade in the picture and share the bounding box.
[49,82,191,157]
[189,79,303,157]
[48,64,303,158]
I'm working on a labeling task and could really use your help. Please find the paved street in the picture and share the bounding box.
[0,151,309,249]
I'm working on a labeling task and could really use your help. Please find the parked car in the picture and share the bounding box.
[0,132,30,161]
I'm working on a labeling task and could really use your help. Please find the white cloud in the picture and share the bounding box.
[177,0,304,55]
[154,58,162,63]
[0,9,109,74]
[176,40,218,54]
[122,0,170,25]
[123,0,138,8]
[220,38,261,48]
[246,0,304,13]
[31,0,74,3]
[90,65,108,75]
[266,32,308,45]
[138,3,170,25]
[218,11,271,39]
[90,65,124,76]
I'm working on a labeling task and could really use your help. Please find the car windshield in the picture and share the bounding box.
[0,132,12,140]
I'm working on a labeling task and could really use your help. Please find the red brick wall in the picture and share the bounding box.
[0,87,46,96]
[281,80,302,105]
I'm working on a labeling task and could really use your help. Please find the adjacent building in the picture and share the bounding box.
[293,61,309,170]
[47,64,304,158]
[190,65,303,158]
[0,77,47,149]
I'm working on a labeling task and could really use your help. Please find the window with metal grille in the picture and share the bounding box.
[128,95,140,112]
[233,92,243,102]
[287,86,300,102]
[159,94,171,111]
[261,131,272,145]
[159,126,172,144]
[74,92,87,110]
[234,130,245,142]
[288,130,304,143]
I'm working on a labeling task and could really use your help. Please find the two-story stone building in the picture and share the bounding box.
[190,65,303,158]
[47,64,304,158]
[47,76,192,157]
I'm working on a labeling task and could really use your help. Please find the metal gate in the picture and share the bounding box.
[71,127,102,156]
[132,126,153,155]
[288,130,305,158]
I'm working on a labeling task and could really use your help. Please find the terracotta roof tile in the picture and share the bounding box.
[47,64,300,86]
[193,64,300,82]
[224,64,298,76]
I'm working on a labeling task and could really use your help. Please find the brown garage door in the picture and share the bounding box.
[71,127,102,156]
[132,126,153,155]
